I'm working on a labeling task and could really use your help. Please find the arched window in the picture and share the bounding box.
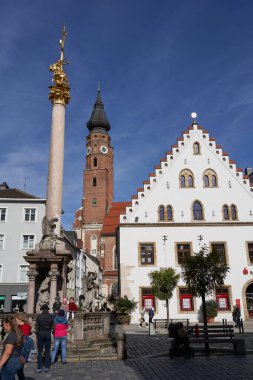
[212,175,217,187]
[202,169,218,188]
[91,235,97,256]
[93,177,97,187]
[188,176,193,187]
[231,205,237,220]
[159,205,165,221]
[180,175,186,187]
[204,175,209,187]
[193,201,203,220]
[223,205,229,220]
[179,169,194,188]
[193,142,200,155]
[167,205,173,220]
[93,157,97,167]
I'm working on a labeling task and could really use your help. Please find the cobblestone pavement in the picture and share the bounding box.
[23,322,253,379]
[24,355,252,380]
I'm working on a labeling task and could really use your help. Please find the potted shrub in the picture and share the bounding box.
[108,295,137,324]
[199,300,218,323]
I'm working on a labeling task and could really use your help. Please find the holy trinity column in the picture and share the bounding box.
[25,27,72,313]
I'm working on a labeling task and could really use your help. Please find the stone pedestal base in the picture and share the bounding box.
[24,247,72,314]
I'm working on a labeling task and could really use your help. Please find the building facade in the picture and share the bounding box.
[119,121,253,323]
[0,182,46,312]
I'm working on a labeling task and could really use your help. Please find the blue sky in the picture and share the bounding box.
[0,0,253,230]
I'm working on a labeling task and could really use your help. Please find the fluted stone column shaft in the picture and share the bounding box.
[46,103,66,236]
[26,265,38,314]
[49,264,59,311]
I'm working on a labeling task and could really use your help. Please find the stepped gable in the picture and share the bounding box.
[101,202,131,235]
[120,121,253,222]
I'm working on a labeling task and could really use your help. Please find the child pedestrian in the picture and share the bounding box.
[68,297,78,319]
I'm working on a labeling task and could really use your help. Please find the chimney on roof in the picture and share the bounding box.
[0,182,9,190]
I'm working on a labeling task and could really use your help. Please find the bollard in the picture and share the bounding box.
[117,332,127,360]
[149,322,155,336]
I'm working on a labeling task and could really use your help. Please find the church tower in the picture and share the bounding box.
[81,87,114,258]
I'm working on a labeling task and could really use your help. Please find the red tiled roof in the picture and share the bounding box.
[101,202,130,236]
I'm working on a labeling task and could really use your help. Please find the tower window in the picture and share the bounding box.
[93,157,97,167]
[93,177,97,187]
[92,198,97,207]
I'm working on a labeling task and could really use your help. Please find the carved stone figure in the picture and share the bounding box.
[36,276,50,312]
[39,216,58,252]
[81,272,98,312]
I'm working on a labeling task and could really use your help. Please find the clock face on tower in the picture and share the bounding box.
[86,146,91,156]
[100,145,108,154]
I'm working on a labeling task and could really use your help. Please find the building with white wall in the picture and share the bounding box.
[119,120,253,323]
[0,182,46,312]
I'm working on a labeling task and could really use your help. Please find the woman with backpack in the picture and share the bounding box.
[0,316,23,380]
[15,313,32,380]
[51,309,68,365]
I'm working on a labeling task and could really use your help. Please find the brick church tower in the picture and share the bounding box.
[73,88,114,284]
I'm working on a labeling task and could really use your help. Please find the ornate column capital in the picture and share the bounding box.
[49,270,60,280]
[27,270,38,281]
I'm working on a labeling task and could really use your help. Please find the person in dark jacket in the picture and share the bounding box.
[35,304,54,373]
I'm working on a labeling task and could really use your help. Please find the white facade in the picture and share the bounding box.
[119,122,253,323]
[0,185,46,312]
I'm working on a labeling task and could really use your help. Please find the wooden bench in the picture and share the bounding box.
[154,318,189,329]
[187,324,245,354]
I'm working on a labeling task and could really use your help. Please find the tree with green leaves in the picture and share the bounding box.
[148,267,180,324]
[180,246,229,351]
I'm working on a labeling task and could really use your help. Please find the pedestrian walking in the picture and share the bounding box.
[0,316,23,380]
[234,305,241,327]
[35,304,54,373]
[51,309,68,365]
[15,313,32,380]
[148,308,154,324]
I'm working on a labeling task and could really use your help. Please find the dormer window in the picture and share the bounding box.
[193,142,201,155]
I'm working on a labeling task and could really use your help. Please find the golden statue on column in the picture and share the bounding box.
[49,26,70,105]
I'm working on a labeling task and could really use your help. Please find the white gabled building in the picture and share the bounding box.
[119,120,253,324]
[0,182,46,312]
